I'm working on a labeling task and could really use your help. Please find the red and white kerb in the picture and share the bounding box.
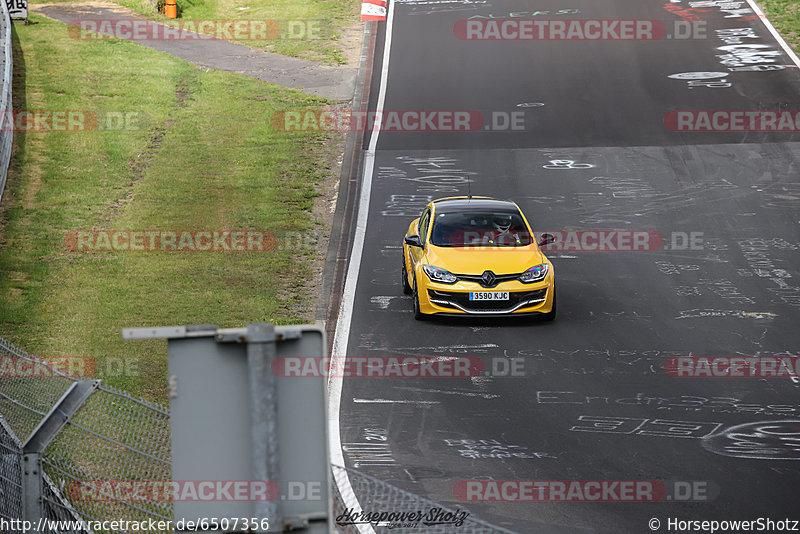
[361,0,387,21]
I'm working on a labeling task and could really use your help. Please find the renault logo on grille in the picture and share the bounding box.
[480,270,497,287]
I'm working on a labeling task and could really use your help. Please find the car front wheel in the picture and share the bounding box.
[401,254,412,295]
[412,275,427,321]
[540,286,556,321]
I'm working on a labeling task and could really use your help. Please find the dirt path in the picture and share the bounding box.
[32,1,360,101]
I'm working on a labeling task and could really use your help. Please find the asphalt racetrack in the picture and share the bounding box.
[332,0,800,531]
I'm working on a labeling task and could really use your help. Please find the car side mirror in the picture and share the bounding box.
[538,233,556,247]
[404,235,423,248]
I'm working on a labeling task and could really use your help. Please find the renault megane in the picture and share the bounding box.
[401,196,556,320]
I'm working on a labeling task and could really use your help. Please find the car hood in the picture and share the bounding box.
[424,245,546,275]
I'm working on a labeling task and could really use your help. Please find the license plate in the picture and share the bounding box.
[469,291,509,301]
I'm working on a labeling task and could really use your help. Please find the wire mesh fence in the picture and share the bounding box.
[331,464,516,534]
[0,335,515,533]
[43,383,173,526]
[0,338,76,444]
[0,336,171,532]
[0,416,23,522]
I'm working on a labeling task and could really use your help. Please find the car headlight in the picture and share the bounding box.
[519,263,549,283]
[422,264,458,284]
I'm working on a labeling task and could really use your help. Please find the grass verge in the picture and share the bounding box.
[0,14,341,402]
[759,0,800,53]
[31,0,361,65]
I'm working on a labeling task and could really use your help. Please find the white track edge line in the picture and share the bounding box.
[329,1,396,533]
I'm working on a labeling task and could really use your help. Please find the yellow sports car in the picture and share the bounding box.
[401,196,556,320]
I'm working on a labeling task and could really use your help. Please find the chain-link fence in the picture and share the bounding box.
[331,464,515,534]
[0,415,23,522]
[0,335,514,533]
[0,336,171,532]
[42,383,172,526]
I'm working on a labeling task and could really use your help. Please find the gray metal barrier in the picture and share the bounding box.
[0,0,12,204]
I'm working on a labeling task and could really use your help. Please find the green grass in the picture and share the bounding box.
[759,0,800,53]
[31,0,361,65]
[0,14,339,402]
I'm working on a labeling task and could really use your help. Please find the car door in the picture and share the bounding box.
[409,207,431,274]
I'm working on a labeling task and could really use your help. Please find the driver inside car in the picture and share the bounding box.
[486,214,522,246]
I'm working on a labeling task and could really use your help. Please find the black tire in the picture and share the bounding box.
[412,276,427,321]
[401,254,412,295]
[541,287,557,321]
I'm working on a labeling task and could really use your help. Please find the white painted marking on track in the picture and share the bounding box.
[329,3,397,532]
[353,398,441,405]
[396,343,499,350]
[369,295,405,309]
[394,386,500,399]
[471,375,492,389]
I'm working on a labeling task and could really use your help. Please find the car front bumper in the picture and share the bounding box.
[419,279,554,316]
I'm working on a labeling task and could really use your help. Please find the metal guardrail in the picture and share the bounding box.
[0,0,12,205]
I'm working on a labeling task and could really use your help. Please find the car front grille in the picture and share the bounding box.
[428,288,547,313]
[455,272,522,288]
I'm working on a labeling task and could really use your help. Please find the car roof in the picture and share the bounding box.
[432,197,520,214]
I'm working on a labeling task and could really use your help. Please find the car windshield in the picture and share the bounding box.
[429,210,533,247]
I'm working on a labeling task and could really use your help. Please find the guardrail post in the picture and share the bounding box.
[246,323,281,528]
[20,452,43,527]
